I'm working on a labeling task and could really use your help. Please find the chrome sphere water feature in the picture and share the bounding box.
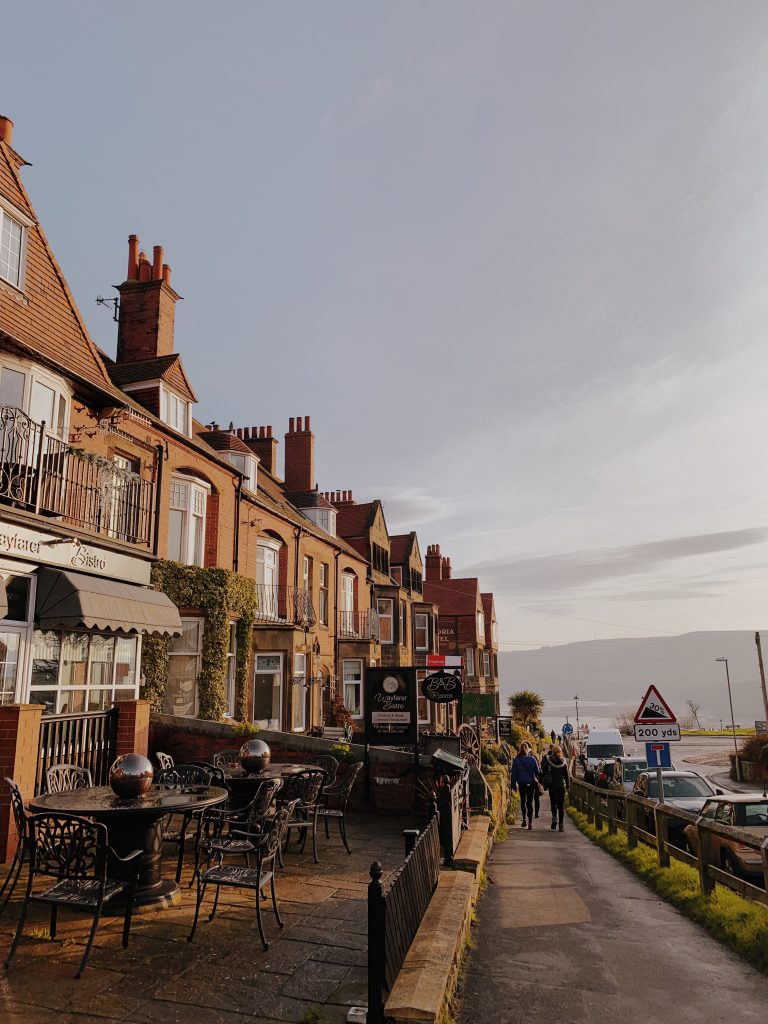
[109,753,154,799]
[239,739,271,774]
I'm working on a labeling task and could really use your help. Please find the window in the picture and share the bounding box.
[225,622,237,717]
[492,620,498,644]
[391,566,402,585]
[483,650,491,678]
[168,476,209,566]
[28,629,140,714]
[292,653,306,731]
[377,598,393,644]
[0,198,31,290]
[300,506,337,537]
[477,611,485,638]
[410,569,422,594]
[257,539,282,619]
[414,613,429,651]
[372,543,389,575]
[302,556,312,594]
[226,452,258,492]
[165,618,202,717]
[466,647,475,677]
[417,670,431,724]
[161,386,190,436]
[0,359,69,438]
[399,600,406,646]
[343,659,363,718]
[319,563,329,625]
[340,571,356,633]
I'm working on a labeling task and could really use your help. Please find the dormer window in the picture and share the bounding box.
[0,357,69,438]
[225,452,258,492]
[300,505,337,537]
[160,385,191,436]
[0,196,32,291]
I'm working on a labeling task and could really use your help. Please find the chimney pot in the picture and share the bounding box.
[0,115,14,146]
[305,415,311,431]
[289,417,295,432]
[162,264,172,284]
[127,235,139,280]
[297,416,303,431]
[267,425,273,438]
[152,245,164,281]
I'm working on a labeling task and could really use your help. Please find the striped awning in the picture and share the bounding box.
[35,567,182,636]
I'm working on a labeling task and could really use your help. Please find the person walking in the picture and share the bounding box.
[542,744,570,831]
[511,744,541,830]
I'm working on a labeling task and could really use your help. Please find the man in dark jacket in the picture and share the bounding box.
[511,746,541,830]
[542,745,570,831]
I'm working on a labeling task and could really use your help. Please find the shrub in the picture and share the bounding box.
[325,693,353,729]
[739,734,768,763]
[232,720,260,739]
[329,742,358,762]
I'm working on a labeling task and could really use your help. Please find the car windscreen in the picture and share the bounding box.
[587,744,623,758]
[621,762,647,782]
[648,777,712,798]
[743,804,768,827]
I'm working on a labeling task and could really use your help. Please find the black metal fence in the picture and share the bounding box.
[368,813,441,1024]
[253,584,316,627]
[36,708,118,794]
[0,404,154,546]
[338,609,380,640]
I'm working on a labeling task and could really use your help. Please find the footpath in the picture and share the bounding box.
[458,817,768,1024]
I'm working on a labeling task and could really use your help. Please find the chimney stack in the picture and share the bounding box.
[425,544,443,581]
[0,116,13,146]
[442,556,452,580]
[244,425,278,476]
[116,234,180,364]
[284,415,315,493]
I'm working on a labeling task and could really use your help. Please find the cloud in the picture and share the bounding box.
[373,486,469,532]
[461,528,768,595]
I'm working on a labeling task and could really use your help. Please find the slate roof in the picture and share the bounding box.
[105,353,197,402]
[423,576,481,616]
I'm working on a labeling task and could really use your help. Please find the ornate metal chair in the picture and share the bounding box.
[192,777,283,883]
[155,751,174,771]
[156,764,213,883]
[5,813,142,977]
[212,749,241,771]
[277,769,327,865]
[314,755,340,790]
[318,761,363,854]
[45,764,93,794]
[0,778,29,915]
[188,800,298,951]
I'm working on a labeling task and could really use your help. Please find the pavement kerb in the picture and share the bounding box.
[384,870,475,1024]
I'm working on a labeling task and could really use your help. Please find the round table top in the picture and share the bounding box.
[224,763,320,783]
[29,785,229,817]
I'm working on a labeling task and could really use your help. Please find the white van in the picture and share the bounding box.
[584,729,625,773]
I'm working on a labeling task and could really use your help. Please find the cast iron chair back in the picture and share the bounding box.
[45,764,93,794]
[314,755,339,789]
[0,777,28,914]
[318,760,363,854]
[155,751,174,771]
[212,749,241,770]
[184,761,228,787]
[156,764,213,787]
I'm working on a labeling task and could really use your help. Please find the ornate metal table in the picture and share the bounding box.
[224,763,320,808]
[29,784,228,907]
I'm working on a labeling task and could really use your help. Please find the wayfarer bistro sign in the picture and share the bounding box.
[364,667,418,746]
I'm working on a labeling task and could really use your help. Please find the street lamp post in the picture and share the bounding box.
[573,695,580,737]
[715,657,741,782]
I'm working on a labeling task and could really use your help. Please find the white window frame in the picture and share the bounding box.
[399,600,406,646]
[391,566,402,585]
[319,563,329,626]
[414,612,429,652]
[492,620,498,644]
[160,384,191,436]
[168,474,210,566]
[343,658,363,719]
[165,617,202,717]
[253,651,282,726]
[377,598,394,645]
[477,611,485,639]
[483,650,491,678]
[303,555,311,594]
[226,451,258,491]
[0,355,71,439]
[417,669,431,725]
[292,653,307,732]
[300,506,337,537]
[466,646,476,677]
[225,621,237,718]
[0,194,33,292]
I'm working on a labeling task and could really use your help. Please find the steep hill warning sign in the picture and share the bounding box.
[633,685,676,724]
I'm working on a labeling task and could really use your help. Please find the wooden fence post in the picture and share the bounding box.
[586,787,595,825]
[762,837,768,895]
[606,794,617,835]
[655,806,670,868]
[696,821,715,896]
[626,797,638,850]
[594,789,603,831]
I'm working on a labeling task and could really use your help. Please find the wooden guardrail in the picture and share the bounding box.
[569,777,768,906]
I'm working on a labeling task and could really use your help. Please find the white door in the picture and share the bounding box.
[340,573,354,634]
[253,653,282,727]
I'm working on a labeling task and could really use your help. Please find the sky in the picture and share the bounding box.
[4,2,768,651]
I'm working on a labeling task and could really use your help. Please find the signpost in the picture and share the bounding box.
[363,667,419,805]
[562,723,574,736]
[496,716,514,743]
[633,685,679,804]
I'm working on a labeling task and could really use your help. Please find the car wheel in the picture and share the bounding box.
[720,850,737,876]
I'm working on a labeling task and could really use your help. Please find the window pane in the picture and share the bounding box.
[0,213,23,286]
[0,632,20,704]
[31,630,60,689]
[165,655,198,716]
[114,636,138,687]
[60,633,88,687]
[89,634,115,688]
[30,380,55,425]
[168,508,184,562]
[0,366,25,408]
[87,689,113,711]
[170,619,201,655]
[192,514,204,565]
[344,682,361,717]
[2,575,30,621]
[60,689,85,714]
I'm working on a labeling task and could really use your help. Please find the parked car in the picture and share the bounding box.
[583,730,625,781]
[632,771,723,847]
[683,796,768,882]
[611,757,677,792]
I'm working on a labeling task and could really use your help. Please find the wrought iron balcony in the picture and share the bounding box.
[0,404,154,546]
[254,584,316,628]
[338,609,380,641]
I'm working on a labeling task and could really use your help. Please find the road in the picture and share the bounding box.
[458,820,768,1024]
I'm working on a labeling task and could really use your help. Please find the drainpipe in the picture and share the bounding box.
[333,550,340,699]
[152,444,165,556]
[233,475,242,573]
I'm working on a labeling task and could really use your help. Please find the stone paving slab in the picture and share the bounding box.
[0,812,418,1023]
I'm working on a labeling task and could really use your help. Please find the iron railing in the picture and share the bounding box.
[368,814,441,1024]
[36,708,118,794]
[254,584,316,628]
[0,404,154,546]
[338,609,380,641]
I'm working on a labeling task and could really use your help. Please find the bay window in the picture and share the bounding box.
[377,598,393,644]
[414,613,429,651]
[168,475,209,566]
[343,658,363,718]
[28,629,140,714]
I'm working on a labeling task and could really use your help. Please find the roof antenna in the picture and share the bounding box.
[95,295,119,322]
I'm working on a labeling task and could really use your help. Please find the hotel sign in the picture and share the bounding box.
[0,518,150,585]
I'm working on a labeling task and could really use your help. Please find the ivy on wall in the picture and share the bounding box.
[141,561,256,722]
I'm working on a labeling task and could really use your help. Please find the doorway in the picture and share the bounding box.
[252,652,282,728]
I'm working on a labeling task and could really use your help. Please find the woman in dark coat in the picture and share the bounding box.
[542,744,570,831]
[511,745,541,830]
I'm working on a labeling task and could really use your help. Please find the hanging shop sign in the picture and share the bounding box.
[421,669,463,704]
[364,667,418,746]
[461,693,497,718]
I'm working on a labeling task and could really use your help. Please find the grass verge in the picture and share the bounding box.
[567,805,768,973]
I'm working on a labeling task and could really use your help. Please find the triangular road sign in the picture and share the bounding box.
[634,685,677,724]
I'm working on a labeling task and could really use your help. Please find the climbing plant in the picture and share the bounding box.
[141,561,256,722]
